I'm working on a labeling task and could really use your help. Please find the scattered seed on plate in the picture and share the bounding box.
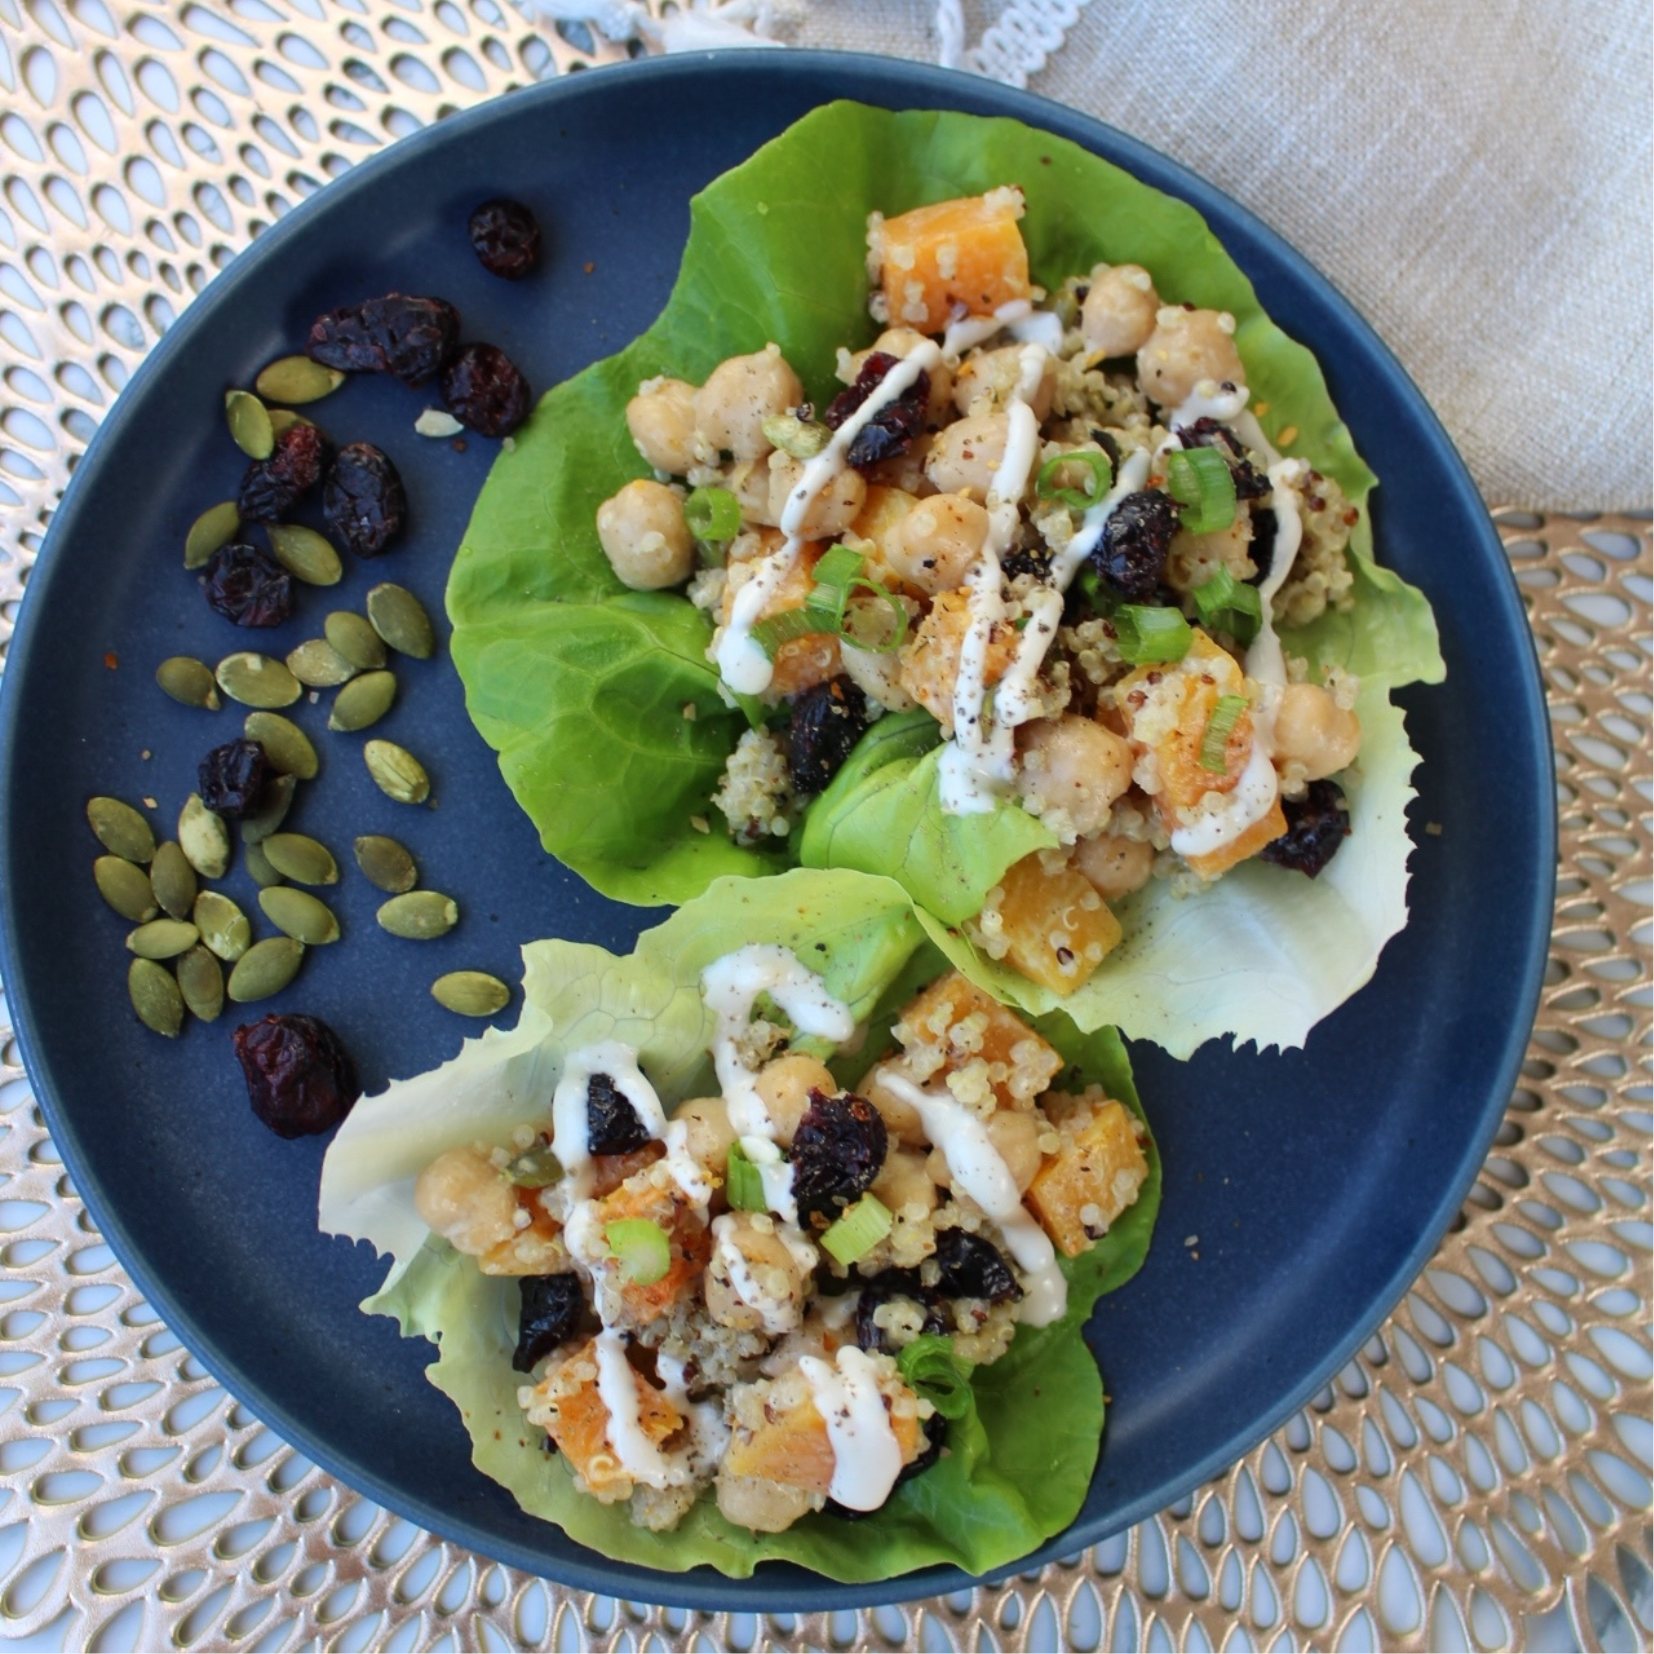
[255,355,345,405]
[329,669,396,732]
[244,712,317,780]
[259,886,341,945]
[286,638,358,689]
[414,409,464,439]
[176,944,225,1022]
[87,796,156,863]
[431,970,509,1016]
[129,957,185,1036]
[366,583,436,659]
[225,389,274,459]
[266,523,343,587]
[364,739,429,804]
[149,841,198,920]
[261,831,339,886]
[184,501,241,570]
[353,834,417,893]
[177,793,232,878]
[377,890,457,939]
[156,655,222,709]
[95,855,159,922]
[324,611,387,671]
[240,772,297,844]
[194,889,251,961]
[216,651,302,709]
[126,917,200,959]
[244,839,283,888]
[227,936,304,1003]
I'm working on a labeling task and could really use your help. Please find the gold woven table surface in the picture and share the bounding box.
[0,2,1648,1649]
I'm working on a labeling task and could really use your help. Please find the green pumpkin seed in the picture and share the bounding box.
[431,970,510,1017]
[226,389,273,459]
[286,638,358,689]
[87,797,155,863]
[175,945,224,1023]
[377,890,458,940]
[261,831,339,886]
[183,502,240,570]
[324,611,387,671]
[266,523,342,587]
[366,583,436,660]
[255,355,344,405]
[149,841,198,920]
[217,651,301,709]
[258,886,340,945]
[129,958,184,1037]
[193,890,251,961]
[353,834,417,894]
[244,839,283,888]
[364,740,430,805]
[244,711,318,779]
[328,670,396,732]
[227,936,304,1002]
[240,772,296,845]
[155,655,222,709]
[266,408,314,437]
[177,794,231,879]
[126,917,200,960]
[95,856,159,922]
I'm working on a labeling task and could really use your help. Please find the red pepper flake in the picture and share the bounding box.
[583,261,595,274]
[103,651,118,670]
[452,438,467,453]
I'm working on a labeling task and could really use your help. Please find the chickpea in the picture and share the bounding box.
[413,1146,519,1257]
[755,1054,837,1148]
[625,375,698,475]
[985,1109,1044,1195]
[727,459,778,528]
[924,411,1010,501]
[595,478,694,591]
[1136,307,1246,409]
[1165,516,1256,594]
[705,1213,809,1335]
[882,492,989,595]
[694,344,803,463]
[950,345,1055,421]
[860,1061,929,1149]
[767,452,866,540]
[718,1470,816,1534]
[1016,715,1134,839]
[1271,683,1362,781]
[674,1095,735,1173]
[1073,832,1156,899]
[1080,263,1160,357]
[839,643,916,713]
[873,1148,940,1216]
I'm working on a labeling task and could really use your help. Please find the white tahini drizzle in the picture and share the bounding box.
[941,297,1032,361]
[1243,457,1308,689]
[798,1346,905,1510]
[1168,738,1280,859]
[593,1330,686,1487]
[880,1073,1067,1326]
[713,343,942,697]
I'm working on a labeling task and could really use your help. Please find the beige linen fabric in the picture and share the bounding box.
[781,1,1653,511]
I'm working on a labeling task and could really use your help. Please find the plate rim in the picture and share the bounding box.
[0,47,1557,1610]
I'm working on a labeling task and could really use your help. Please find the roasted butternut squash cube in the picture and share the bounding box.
[895,969,1062,1108]
[849,484,921,593]
[479,1198,571,1277]
[1026,1097,1149,1258]
[873,190,1032,333]
[990,852,1123,995]
[528,1338,682,1499]
[724,1372,925,1494]
[590,1178,710,1325]
[720,537,842,699]
[898,588,1017,732]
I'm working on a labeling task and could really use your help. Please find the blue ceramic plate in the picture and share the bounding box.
[0,53,1553,1609]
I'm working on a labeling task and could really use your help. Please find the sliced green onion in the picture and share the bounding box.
[749,547,909,660]
[1036,449,1113,510]
[1191,566,1264,647]
[683,485,741,544]
[749,605,828,659]
[1165,447,1237,535]
[897,1334,976,1420]
[819,1193,893,1266]
[810,543,865,592]
[1113,604,1192,666]
[1199,693,1250,773]
[505,1143,563,1189]
[724,1141,769,1213]
[605,1218,672,1285]
[838,580,910,654]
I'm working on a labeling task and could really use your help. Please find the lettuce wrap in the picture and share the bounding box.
[318,868,1160,1581]
[446,103,1444,1057]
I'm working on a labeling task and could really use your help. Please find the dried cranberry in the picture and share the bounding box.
[1175,417,1271,500]
[791,1089,888,1225]
[233,1014,360,1139]
[198,738,268,817]
[513,1273,587,1371]
[853,1269,947,1355]
[585,1073,653,1156]
[202,542,293,627]
[469,198,541,279]
[787,676,870,795]
[323,442,406,557]
[307,293,459,384]
[1247,506,1278,583]
[931,1229,1023,1303]
[440,342,531,439]
[1260,779,1351,878]
[823,351,928,472]
[1090,488,1179,602]
[238,423,328,522]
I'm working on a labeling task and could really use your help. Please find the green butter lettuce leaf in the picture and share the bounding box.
[319,869,1161,1581]
[447,100,1443,1046]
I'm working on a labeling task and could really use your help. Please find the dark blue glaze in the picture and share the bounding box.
[0,52,1554,1610]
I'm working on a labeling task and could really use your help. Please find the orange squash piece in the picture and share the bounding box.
[591,1178,711,1325]
[896,970,1061,1108]
[536,1338,683,1497]
[873,190,1032,334]
[898,588,1018,732]
[721,535,842,698]
[992,852,1123,996]
[1026,1098,1149,1258]
[724,1382,925,1493]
